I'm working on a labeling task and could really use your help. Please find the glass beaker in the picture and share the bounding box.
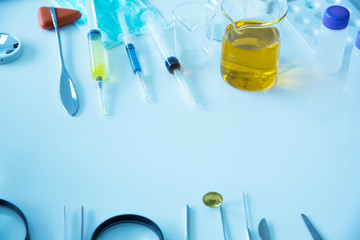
[220,0,288,91]
[172,2,216,68]
[208,0,224,41]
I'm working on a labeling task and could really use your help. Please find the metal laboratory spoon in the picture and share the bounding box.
[50,6,79,116]
[203,192,226,240]
[258,218,271,240]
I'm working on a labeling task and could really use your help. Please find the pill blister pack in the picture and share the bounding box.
[285,0,360,60]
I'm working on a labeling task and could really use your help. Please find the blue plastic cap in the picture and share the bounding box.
[356,31,360,50]
[322,5,350,30]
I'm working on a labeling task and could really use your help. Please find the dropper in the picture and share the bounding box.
[85,0,107,114]
[116,11,151,102]
[141,10,196,106]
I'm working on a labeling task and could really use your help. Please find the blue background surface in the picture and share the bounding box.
[1,0,360,239]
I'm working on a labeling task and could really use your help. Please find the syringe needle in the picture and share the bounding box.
[136,71,151,102]
[97,79,107,115]
[174,69,196,106]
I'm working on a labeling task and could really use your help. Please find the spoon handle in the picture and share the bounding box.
[50,7,66,67]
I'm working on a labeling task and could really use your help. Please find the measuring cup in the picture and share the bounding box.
[172,2,215,68]
[220,0,287,91]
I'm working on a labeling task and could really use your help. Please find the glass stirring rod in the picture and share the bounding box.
[85,0,107,114]
[117,11,151,102]
[141,10,196,106]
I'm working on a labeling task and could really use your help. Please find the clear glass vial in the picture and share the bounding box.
[314,5,350,74]
[345,31,360,97]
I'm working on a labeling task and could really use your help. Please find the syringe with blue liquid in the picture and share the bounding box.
[116,11,151,102]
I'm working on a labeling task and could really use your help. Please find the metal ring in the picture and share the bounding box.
[0,199,30,240]
[91,214,164,240]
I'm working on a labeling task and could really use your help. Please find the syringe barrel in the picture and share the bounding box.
[87,29,106,81]
[142,10,173,63]
[125,44,142,74]
[117,11,132,45]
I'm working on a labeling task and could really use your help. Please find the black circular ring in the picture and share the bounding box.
[91,214,164,240]
[0,199,30,240]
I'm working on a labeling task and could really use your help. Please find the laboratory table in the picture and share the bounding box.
[1,0,360,239]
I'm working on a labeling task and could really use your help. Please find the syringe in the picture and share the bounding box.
[141,10,196,106]
[116,11,151,102]
[85,0,107,114]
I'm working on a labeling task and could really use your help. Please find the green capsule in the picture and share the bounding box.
[203,192,223,208]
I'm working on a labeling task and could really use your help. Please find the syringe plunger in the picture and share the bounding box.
[165,56,181,74]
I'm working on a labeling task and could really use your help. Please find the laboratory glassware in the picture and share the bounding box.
[141,10,196,106]
[221,0,287,91]
[50,7,79,116]
[314,5,350,74]
[116,11,151,102]
[285,0,360,62]
[345,31,360,97]
[208,0,224,41]
[85,0,107,114]
[172,2,215,68]
[203,192,226,240]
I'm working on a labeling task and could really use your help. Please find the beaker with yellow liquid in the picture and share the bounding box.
[220,0,288,91]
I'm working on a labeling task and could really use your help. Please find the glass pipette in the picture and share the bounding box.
[116,11,151,102]
[141,10,196,106]
[85,0,107,114]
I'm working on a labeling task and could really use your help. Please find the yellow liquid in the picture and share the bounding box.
[89,39,106,81]
[91,64,106,81]
[220,21,280,91]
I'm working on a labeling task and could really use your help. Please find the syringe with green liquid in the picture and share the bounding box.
[85,0,107,114]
